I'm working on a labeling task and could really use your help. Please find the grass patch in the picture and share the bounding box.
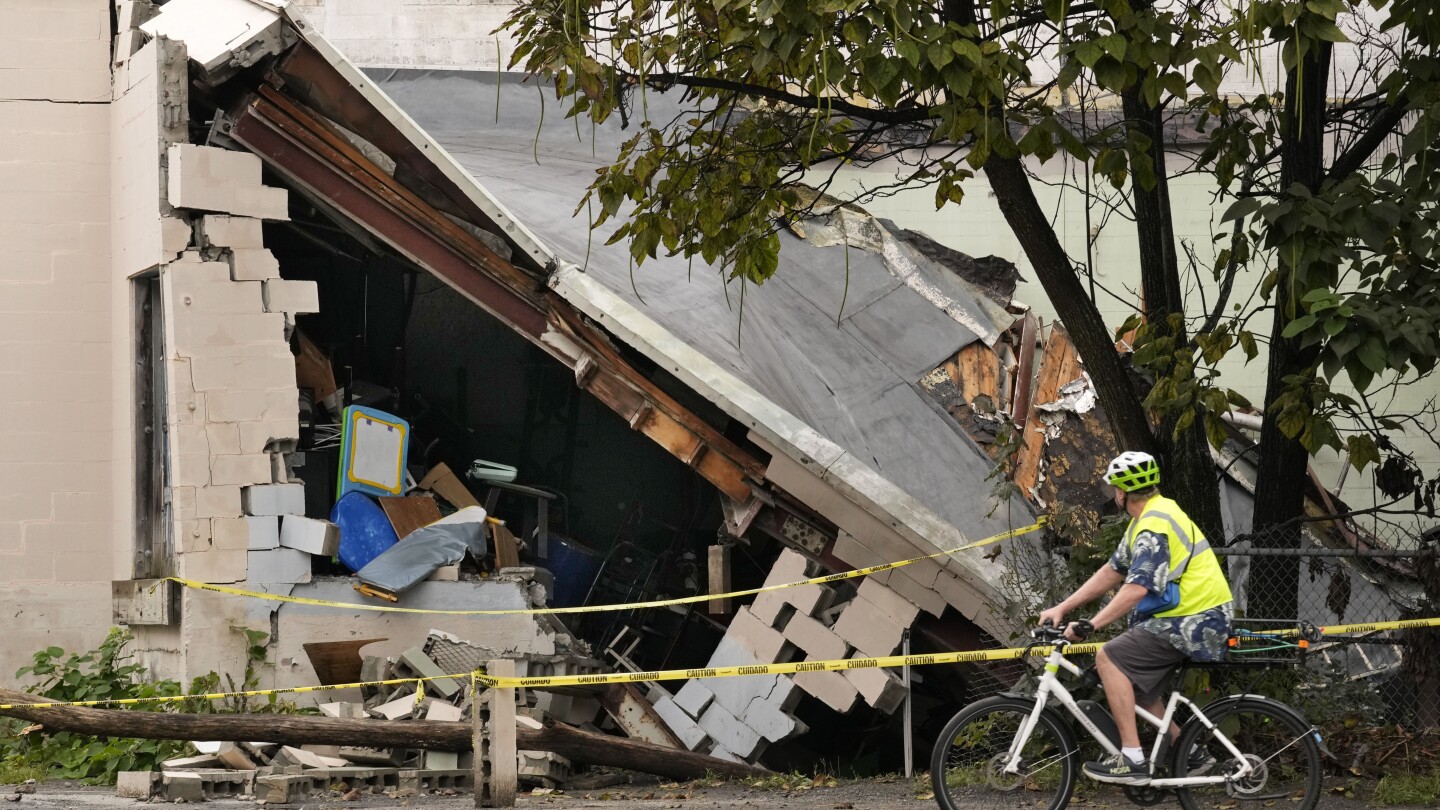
[0,762,47,786]
[1373,770,1440,806]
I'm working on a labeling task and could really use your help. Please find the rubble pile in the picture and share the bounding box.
[115,630,615,803]
[652,550,913,762]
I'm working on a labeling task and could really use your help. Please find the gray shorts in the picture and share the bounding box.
[1102,627,1188,704]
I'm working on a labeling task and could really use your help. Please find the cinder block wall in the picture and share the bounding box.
[291,0,517,71]
[0,0,120,680]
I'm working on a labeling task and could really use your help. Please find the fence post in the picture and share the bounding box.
[475,660,517,808]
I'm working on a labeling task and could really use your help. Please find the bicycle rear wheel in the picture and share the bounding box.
[1173,696,1322,810]
[930,696,1077,810]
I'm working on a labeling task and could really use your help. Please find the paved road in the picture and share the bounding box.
[1,777,1429,809]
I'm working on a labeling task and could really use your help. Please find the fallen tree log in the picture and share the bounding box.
[0,688,766,781]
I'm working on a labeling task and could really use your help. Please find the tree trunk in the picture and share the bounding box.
[0,688,768,781]
[1249,41,1332,620]
[983,155,1154,457]
[1121,84,1224,536]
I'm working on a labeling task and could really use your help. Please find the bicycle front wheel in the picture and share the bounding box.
[930,696,1078,810]
[1173,696,1322,810]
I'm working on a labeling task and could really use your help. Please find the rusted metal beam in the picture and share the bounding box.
[268,42,546,274]
[226,94,550,339]
[227,82,765,509]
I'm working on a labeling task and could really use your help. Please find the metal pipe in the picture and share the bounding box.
[903,628,914,779]
[1214,547,1430,558]
[1219,410,1264,431]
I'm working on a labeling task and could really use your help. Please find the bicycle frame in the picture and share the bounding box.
[1004,644,1253,789]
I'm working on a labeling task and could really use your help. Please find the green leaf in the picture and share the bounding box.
[927,41,954,69]
[1280,314,1316,339]
[1074,41,1103,68]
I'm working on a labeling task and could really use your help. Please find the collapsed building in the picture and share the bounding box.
[2,0,1427,782]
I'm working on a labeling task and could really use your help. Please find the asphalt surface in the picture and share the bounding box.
[1,775,1432,809]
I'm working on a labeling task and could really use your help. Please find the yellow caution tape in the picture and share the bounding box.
[163,519,1049,616]
[4,613,1439,710]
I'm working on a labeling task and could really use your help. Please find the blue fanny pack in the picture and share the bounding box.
[1133,527,1196,621]
[1135,581,1181,621]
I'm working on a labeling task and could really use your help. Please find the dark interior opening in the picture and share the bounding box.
[260,196,773,670]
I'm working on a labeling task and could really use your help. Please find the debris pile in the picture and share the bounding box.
[112,629,682,803]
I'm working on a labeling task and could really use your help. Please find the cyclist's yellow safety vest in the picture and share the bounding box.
[1125,496,1233,618]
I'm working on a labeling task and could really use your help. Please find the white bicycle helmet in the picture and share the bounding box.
[1106,451,1160,492]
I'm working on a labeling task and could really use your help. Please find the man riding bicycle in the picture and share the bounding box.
[1037,451,1234,786]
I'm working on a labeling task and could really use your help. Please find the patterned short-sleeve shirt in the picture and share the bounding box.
[1109,529,1234,662]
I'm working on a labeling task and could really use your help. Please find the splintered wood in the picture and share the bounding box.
[1011,326,1084,499]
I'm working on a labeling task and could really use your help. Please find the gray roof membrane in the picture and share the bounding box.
[372,70,1034,541]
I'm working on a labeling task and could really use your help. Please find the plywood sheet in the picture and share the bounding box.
[380,495,443,541]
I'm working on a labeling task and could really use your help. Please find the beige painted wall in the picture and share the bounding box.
[0,0,120,682]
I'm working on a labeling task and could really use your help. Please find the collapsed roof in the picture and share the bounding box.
[140,0,1038,641]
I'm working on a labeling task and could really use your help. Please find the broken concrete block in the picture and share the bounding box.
[271,745,347,770]
[748,589,794,627]
[857,578,921,627]
[831,531,947,616]
[793,661,860,714]
[167,143,289,219]
[241,483,305,516]
[741,698,808,744]
[262,278,320,314]
[651,695,711,751]
[338,747,407,767]
[425,701,464,723]
[217,741,258,770]
[369,694,418,721]
[704,665,779,719]
[247,547,312,584]
[301,744,343,758]
[319,701,367,719]
[696,702,764,760]
[534,691,601,725]
[427,563,460,581]
[425,750,460,770]
[169,770,255,800]
[832,595,906,657]
[397,647,461,699]
[229,247,281,281]
[116,771,158,799]
[160,771,205,802]
[201,214,265,250]
[397,768,474,795]
[782,611,849,660]
[161,753,220,770]
[254,774,328,804]
[727,606,792,663]
[673,681,714,717]
[842,665,908,714]
[279,515,340,556]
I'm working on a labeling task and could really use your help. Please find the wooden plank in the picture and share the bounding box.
[379,495,443,541]
[418,463,482,510]
[301,638,387,686]
[1012,326,1083,496]
[707,545,732,615]
[490,521,521,569]
[294,329,338,402]
[955,342,999,406]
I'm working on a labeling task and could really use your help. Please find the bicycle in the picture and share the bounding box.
[930,623,1326,810]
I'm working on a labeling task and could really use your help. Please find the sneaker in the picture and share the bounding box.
[1083,753,1151,784]
[1185,746,1217,775]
